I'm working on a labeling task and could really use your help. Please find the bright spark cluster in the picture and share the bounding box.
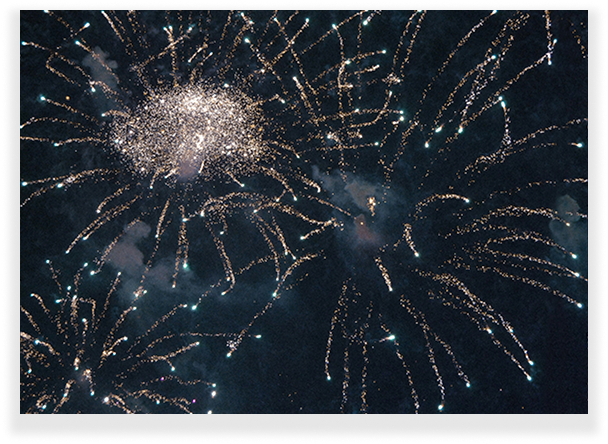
[108,84,269,183]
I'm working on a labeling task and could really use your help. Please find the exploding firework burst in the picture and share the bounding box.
[21,10,366,292]
[308,10,588,413]
[20,10,587,414]
[20,261,219,413]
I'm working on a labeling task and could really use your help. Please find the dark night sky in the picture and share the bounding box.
[20,9,588,417]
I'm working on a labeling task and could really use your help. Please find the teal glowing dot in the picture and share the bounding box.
[529,361,534,366]
[577,303,584,309]
[156,400,160,405]
[466,382,471,388]
[226,353,231,358]
[571,253,578,259]
[183,262,188,269]
[458,127,464,134]
[90,391,94,396]
[21,41,26,46]
[272,292,277,298]
[576,142,584,148]
[424,142,430,148]
[74,40,80,46]
[300,236,305,241]
[438,404,444,411]
[388,335,395,341]
[527,375,532,381]
[191,305,197,311]
[55,299,61,304]
[171,367,175,372]
[255,335,262,339]
[487,328,493,334]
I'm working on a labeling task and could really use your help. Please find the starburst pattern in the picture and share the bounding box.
[20,262,217,413]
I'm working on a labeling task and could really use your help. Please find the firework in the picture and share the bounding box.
[20,261,218,413]
[311,10,587,413]
[20,10,364,290]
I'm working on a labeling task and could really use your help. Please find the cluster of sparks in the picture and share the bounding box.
[20,10,586,413]
[108,84,269,183]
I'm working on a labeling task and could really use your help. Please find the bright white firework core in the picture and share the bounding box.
[109,84,268,182]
